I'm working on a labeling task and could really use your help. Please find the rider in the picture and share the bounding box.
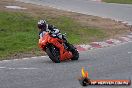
[37,20,63,39]
[37,20,72,61]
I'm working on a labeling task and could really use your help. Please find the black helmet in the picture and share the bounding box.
[37,20,47,30]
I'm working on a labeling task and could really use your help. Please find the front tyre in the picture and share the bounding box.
[45,44,60,63]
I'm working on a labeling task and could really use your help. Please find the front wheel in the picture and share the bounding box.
[45,44,60,63]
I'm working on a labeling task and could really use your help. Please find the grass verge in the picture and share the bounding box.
[103,0,132,4]
[0,11,106,59]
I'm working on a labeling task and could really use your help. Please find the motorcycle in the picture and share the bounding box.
[38,32,79,63]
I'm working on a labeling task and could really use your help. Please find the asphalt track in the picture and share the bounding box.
[17,0,132,25]
[0,42,132,88]
[1,0,132,88]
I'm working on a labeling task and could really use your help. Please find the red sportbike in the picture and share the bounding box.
[38,32,79,63]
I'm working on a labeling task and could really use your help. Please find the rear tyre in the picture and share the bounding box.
[66,43,79,60]
[45,44,60,63]
[71,48,79,60]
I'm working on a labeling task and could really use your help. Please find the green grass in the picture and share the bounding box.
[0,11,106,59]
[103,0,132,4]
[48,16,106,44]
[0,12,38,59]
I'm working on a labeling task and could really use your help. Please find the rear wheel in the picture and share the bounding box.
[71,49,79,60]
[66,43,79,60]
[71,48,79,60]
[45,44,60,63]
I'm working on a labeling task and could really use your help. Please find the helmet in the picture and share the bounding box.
[37,20,47,30]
